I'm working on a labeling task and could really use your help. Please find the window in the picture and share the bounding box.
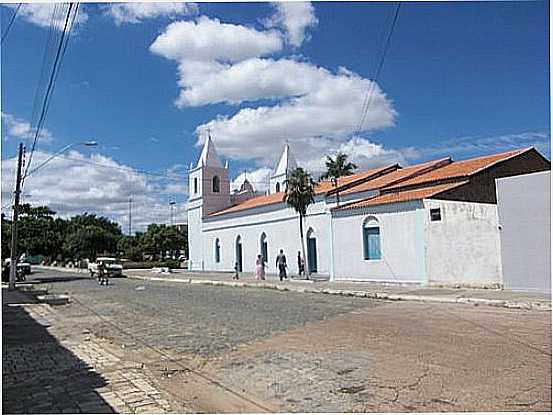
[430,208,441,222]
[215,238,220,263]
[194,178,198,194]
[212,176,220,193]
[363,218,381,260]
[275,182,280,193]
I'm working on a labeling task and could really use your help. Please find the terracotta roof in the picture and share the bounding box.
[209,164,398,217]
[334,181,469,211]
[339,157,451,196]
[384,148,531,190]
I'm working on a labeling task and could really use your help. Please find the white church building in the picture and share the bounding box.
[187,137,550,287]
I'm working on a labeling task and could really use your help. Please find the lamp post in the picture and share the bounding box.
[8,140,98,290]
[25,140,97,178]
[169,201,176,226]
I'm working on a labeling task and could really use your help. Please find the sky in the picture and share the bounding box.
[1,1,550,231]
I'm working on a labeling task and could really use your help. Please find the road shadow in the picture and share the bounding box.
[2,289,116,413]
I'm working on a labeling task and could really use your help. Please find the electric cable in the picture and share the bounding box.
[1,3,22,44]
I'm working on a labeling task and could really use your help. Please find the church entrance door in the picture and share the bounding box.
[307,234,318,274]
[235,236,243,272]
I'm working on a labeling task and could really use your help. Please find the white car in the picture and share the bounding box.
[88,257,123,278]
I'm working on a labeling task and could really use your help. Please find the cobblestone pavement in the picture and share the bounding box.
[5,269,551,413]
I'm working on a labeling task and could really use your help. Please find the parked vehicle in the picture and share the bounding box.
[88,257,123,278]
[2,259,28,282]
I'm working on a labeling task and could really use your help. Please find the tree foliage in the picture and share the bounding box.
[284,167,316,278]
[319,152,357,206]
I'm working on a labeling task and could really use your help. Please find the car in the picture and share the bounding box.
[2,259,31,282]
[4,258,31,275]
[88,257,123,278]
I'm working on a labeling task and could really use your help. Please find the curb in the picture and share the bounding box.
[126,274,551,311]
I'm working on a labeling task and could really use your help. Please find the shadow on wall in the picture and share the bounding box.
[2,290,115,414]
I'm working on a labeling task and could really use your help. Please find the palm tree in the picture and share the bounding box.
[319,152,357,206]
[284,167,315,279]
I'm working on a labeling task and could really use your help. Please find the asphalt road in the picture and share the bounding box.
[18,269,552,412]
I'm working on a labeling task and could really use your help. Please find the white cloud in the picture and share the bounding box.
[106,2,198,25]
[12,3,88,31]
[1,151,188,231]
[150,16,282,63]
[266,2,318,47]
[231,168,272,193]
[1,112,54,143]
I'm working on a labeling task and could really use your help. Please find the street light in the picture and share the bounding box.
[8,140,98,290]
[25,140,98,178]
[169,201,176,226]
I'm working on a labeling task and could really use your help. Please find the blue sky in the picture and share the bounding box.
[1,1,550,229]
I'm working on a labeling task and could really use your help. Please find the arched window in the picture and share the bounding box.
[212,176,220,193]
[260,233,268,263]
[275,182,281,193]
[363,217,381,260]
[194,178,198,194]
[214,238,221,263]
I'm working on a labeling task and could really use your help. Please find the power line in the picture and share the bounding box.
[1,3,21,44]
[354,2,401,136]
[22,3,78,183]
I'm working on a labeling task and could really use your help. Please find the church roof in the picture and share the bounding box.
[273,144,297,176]
[196,135,222,168]
[207,147,544,217]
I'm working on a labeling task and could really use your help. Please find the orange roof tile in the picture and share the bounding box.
[339,157,451,195]
[384,148,531,190]
[209,164,398,217]
[334,181,468,211]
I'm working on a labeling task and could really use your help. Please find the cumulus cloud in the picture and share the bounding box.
[1,112,54,143]
[151,11,402,181]
[150,16,282,63]
[265,2,318,47]
[106,2,198,25]
[10,3,88,31]
[1,151,188,231]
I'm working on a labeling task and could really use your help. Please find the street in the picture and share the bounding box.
[3,269,551,413]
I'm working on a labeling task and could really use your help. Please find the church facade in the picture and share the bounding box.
[187,138,550,287]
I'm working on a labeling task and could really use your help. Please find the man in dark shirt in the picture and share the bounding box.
[275,249,287,281]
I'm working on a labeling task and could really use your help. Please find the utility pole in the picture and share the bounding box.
[169,201,176,226]
[9,143,24,291]
[128,197,132,236]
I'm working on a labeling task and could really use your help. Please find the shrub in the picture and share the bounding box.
[122,260,180,270]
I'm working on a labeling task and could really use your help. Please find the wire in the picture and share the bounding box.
[22,3,77,183]
[354,2,401,136]
[1,3,21,44]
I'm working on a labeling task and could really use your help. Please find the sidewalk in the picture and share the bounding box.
[124,269,551,311]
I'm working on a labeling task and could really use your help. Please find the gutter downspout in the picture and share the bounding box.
[329,210,336,282]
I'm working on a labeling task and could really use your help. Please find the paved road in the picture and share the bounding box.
[8,269,552,413]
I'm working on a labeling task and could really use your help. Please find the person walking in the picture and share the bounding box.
[297,251,305,278]
[233,262,240,280]
[275,249,288,281]
[255,254,266,280]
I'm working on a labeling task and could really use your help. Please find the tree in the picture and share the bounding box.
[319,152,357,206]
[1,214,11,261]
[63,213,122,260]
[17,204,63,259]
[139,224,187,260]
[284,167,316,279]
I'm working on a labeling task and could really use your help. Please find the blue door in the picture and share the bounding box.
[307,237,317,273]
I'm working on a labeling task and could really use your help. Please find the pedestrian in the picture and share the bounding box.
[233,262,240,280]
[98,261,109,286]
[297,251,305,278]
[255,254,266,281]
[275,249,288,281]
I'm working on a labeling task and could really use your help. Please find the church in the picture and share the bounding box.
[187,137,550,287]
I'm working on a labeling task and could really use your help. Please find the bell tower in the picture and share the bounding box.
[270,143,297,193]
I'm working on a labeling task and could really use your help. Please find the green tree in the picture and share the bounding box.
[1,214,12,261]
[284,167,316,279]
[319,152,357,206]
[63,213,122,260]
[17,204,63,259]
[139,224,186,260]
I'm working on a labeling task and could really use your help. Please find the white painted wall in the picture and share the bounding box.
[331,201,427,283]
[201,198,332,276]
[424,199,502,286]
[496,171,551,293]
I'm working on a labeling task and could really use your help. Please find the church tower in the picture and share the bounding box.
[187,135,230,270]
[270,143,298,193]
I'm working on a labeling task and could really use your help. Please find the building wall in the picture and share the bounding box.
[439,149,551,203]
[496,171,551,293]
[201,198,332,276]
[424,199,502,286]
[331,201,427,283]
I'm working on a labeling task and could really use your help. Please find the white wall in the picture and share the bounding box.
[496,171,551,293]
[201,198,332,276]
[331,201,427,283]
[424,199,502,286]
